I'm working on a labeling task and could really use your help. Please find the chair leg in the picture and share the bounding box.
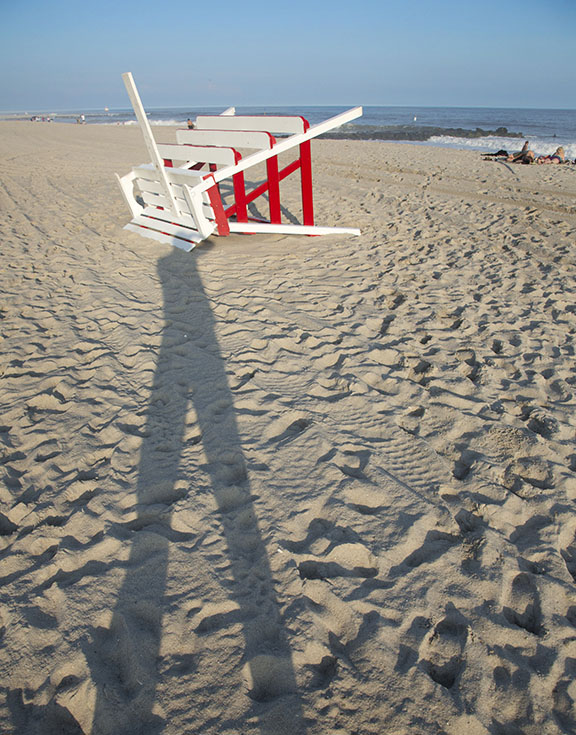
[266,156,282,224]
[205,181,230,236]
[299,141,314,226]
[233,171,248,223]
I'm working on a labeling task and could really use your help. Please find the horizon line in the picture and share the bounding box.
[2,103,576,115]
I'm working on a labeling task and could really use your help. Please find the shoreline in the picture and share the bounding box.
[2,118,574,159]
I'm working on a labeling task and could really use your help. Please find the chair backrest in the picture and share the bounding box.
[157,143,240,167]
[131,165,215,233]
[194,115,308,135]
[131,165,208,212]
[176,129,275,150]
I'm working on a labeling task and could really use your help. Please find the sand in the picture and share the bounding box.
[0,120,575,735]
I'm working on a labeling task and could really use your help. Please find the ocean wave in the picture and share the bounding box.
[103,119,184,127]
[148,119,185,127]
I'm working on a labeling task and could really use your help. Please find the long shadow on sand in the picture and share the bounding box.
[87,246,307,735]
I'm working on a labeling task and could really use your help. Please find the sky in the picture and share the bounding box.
[1,0,575,111]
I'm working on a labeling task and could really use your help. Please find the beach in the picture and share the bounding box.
[1,120,575,734]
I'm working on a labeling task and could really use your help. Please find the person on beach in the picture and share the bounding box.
[506,141,535,164]
[536,146,565,164]
[187,118,195,129]
[483,148,510,159]
[483,141,529,161]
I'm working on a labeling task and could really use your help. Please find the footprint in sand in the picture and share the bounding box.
[297,543,378,581]
[502,572,543,636]
[521,405,559,438]
[419,610,468,689]
[549,378,573,403]
[404,355,433,385]
[490,663,533,734]
[6,687,85,735]
[559,523,576,583]
[305,653,339,690]
[388,529,461,577]
[502,457,554,499]
[491,339,504,355]
[455,348,481,383]
[343,485,387,516]
[452,446,482,481]
[263,412,312,445]
[280,517,378,581]
[0,511,19,536]
[242,655,297,701]
[552,659,576,734]
[381,288,405,311]
[321,446,371,480]
[326,609,383,674]
[395,614,431,674]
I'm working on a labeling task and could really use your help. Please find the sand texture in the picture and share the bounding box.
[1,121,576,735]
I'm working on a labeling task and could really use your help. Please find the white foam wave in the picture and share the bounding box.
[149,119,184,127]
[103,118,184,127]
[430,135,576,160]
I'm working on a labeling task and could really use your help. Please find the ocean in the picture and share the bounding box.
[3,105,575,159]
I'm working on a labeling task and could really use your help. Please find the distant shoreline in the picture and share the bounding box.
[2,109,573,158]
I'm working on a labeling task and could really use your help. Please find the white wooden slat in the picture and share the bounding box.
[176,129,274,150]
[182,188,213,239]
[139,191,173,209]
[125,223,197,251]
[135,178,214,218]
[135,177,199,201]
[115,172,140,218]
[195,115,308,135]
[220,107,235,116]
[139,190,214,217]
[134,166,214,203]
[134,164,204,182]
[139,207,198,229]
[163,167,220,192]
[136,177,177,196]
[122,73,179,213]
[140,187,180,209]
[228,223,361,236]
[132,164,157,181]
[130,214,214,241]
[139,202,216,229]
[157,144,237,166]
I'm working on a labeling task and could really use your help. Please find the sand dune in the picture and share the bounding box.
[1,121,576,734]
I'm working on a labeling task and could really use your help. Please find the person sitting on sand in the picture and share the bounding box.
[537,146,565,164]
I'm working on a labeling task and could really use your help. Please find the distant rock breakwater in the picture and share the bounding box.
[320,124,524,141]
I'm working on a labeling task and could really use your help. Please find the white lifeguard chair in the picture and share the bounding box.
[116,73,362,251]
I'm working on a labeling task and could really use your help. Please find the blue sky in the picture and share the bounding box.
[1,0,574,111]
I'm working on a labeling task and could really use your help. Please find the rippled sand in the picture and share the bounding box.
[1,121,576,735]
